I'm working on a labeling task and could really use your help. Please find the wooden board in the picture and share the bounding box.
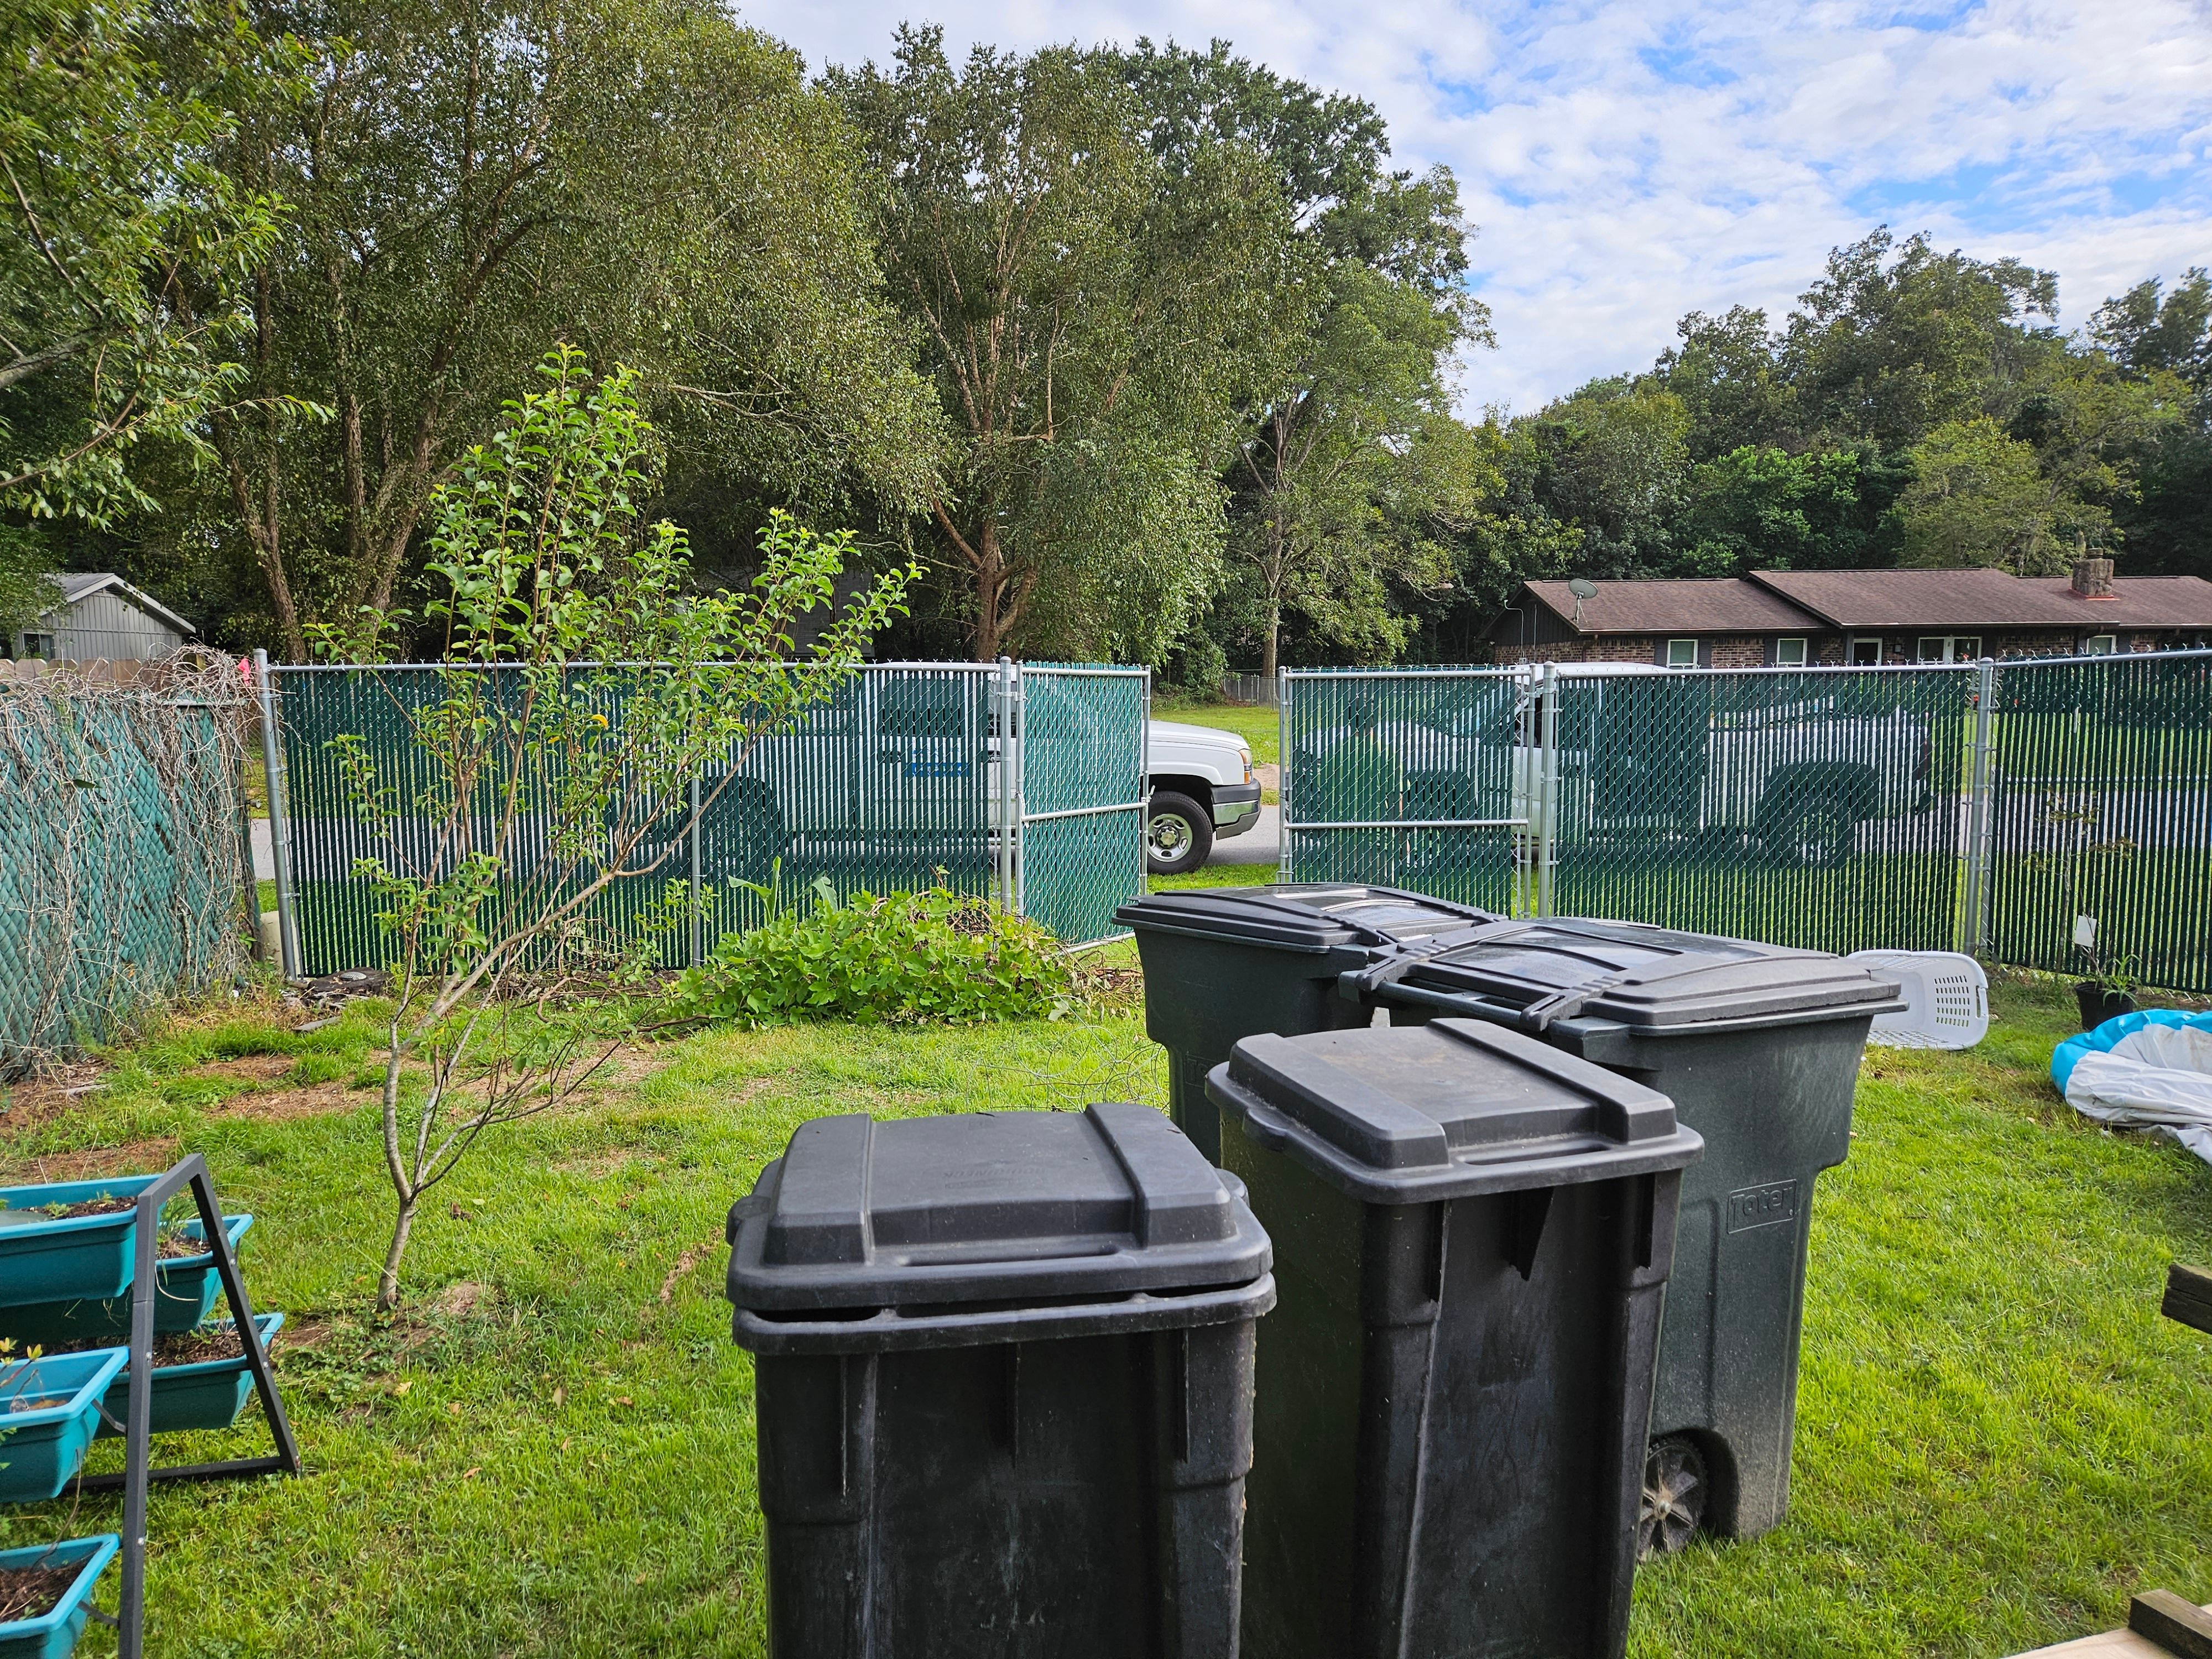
[2163,1263,2212,1337]
[2012,1604,2212,1658]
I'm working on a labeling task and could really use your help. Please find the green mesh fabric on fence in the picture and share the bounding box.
[1280,668,1522,913]
[273,664,1006,975]
[1548,666,1974,952]
[1987,650,2212,990]
[1,663,250,1069]
[1017,666,1147,945]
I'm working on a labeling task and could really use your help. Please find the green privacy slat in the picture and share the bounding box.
[272,664,1006,973]
[1987,651,2212,992]
[2,676,249,1066]
[273,662,1160,967]
[1280,667,1524,915]
[1548,666,1974,953]
[1016,666,1148,946]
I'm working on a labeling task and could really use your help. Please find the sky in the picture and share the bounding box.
[737,0,2212,415]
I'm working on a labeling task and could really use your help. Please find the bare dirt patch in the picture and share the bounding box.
[187,1053,297,1085]
[0,1139,180,1185]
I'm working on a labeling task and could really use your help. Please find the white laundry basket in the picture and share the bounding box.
[1847,951,1990,1050]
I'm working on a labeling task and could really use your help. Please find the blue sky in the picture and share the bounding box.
[744,0,2212,413]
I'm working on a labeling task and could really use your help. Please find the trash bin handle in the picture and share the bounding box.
[1337,921,1538,1001]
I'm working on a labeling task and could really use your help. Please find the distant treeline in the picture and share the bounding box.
[4,0,2206,673]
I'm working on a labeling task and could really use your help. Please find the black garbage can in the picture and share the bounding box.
[1340,916,1900,1545]
[1207,1018,1703,1659]
[726,1102,1275,1659]
[1114,885,1500,1161]
[1121,884,1898,1546]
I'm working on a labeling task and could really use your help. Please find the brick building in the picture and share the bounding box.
[1488,560,2212,667]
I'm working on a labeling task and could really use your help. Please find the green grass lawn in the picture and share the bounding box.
[1155,695,1279,766]
[0,974,2205,1656]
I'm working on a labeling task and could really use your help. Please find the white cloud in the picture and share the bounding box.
[739,0,2212,413]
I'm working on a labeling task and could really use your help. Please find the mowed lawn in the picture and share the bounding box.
[0,973,2204,1657]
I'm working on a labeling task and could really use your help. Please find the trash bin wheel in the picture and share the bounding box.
[1147,791,1213,875]
[1638,1434,1708,1559]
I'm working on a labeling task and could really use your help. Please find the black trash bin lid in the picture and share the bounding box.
[1113,884,1500,954]
[1373,918,1902,1032]
[727,1103,1271,1319]
[1207,1020,1702,1203]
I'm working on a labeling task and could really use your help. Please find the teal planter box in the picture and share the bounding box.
[0,1178,164,1308]
[0,1349,128,1501]
[1,1215,254,1343]
[98,1313,284,1438]
[0,1535,119,1659]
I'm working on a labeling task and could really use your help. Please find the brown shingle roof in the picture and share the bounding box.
[1749,568,2212,629]
[1521,577,1820,636]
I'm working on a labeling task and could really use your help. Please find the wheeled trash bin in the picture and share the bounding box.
[1208,1018,1703,1659]
[726,1102,1276,1659]
[1121,884,1900,1545]
[1115,885,1499,1160]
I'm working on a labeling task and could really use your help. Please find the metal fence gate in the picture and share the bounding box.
[1281,650,2212,992]
[265,659,1147,975]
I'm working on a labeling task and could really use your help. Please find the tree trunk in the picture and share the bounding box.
[1260,593,1281,680]
[971,520,1005,662]
[377,1192,416,1313]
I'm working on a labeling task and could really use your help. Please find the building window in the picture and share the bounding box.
[1917,636,1950,663]
[19,633,53,660]
[1849,637,1882,666]
[1665,638,1697,669]
[1773,638,1808,667]
[1953,636,1981,662]
[2083,634,2116,656]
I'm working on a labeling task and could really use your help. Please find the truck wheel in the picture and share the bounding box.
[1764,798,1854,869]
[1638,1435,1708,1559]
[1147,791,1213,875]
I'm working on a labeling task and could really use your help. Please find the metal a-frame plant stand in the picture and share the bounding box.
[73,1154,301,1658]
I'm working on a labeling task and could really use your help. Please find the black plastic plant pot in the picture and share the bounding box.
[96,1313,284,1439]
[726,1103,1275,1659]
[1113,884,1501,1160]
[1207,1020,1702,1659]
[2075,982,2137,1032]
[3,1214,254,1343]
[0,1534,119,1659]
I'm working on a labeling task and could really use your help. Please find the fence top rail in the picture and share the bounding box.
[1995,645,2212,670]
[266,658,1012,675]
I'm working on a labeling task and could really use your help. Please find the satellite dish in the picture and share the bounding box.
[1566,576,1598,630]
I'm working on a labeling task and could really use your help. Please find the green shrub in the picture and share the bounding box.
[677,888,1073,1026]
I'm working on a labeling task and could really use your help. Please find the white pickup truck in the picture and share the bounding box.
[1145,719,1262,875]
[1290,664,1936,870]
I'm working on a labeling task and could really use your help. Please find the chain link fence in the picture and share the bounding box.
[266,659,1147,975]
[1,657,253,1071]
[1282,650,2212,992]
[1279,667,1526,912]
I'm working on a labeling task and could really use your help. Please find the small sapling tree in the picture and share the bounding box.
[323,347,910,1310]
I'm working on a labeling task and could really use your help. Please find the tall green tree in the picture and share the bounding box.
[1115,39,1490,673]
[200,0,940,659]
[1,0,294,632]
[830,28,1303,662]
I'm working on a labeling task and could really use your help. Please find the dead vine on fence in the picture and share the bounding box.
[0,653,253,1073]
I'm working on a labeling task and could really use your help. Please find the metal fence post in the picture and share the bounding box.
[1010,661,1026,919]
[1276,667,1291,883]
[688,773,703,967]
[996,656,1015,913]
[253,650,301,979]
[1140,667,1152,894]
[1538,661,1559,918]
[1961,656,1997,954]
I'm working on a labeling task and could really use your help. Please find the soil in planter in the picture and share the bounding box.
[0,1199,207,1260]
[0,1561,79,1623]
[41,1324,252,1364]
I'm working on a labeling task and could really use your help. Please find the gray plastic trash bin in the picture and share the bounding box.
[1208,1018,1703,1659]
[726,1102,1275,1659]
[1119,884,1899,1546]
[1114,885,1500,1160]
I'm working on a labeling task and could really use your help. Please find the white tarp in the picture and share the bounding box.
[2056,1016,2212,1167]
